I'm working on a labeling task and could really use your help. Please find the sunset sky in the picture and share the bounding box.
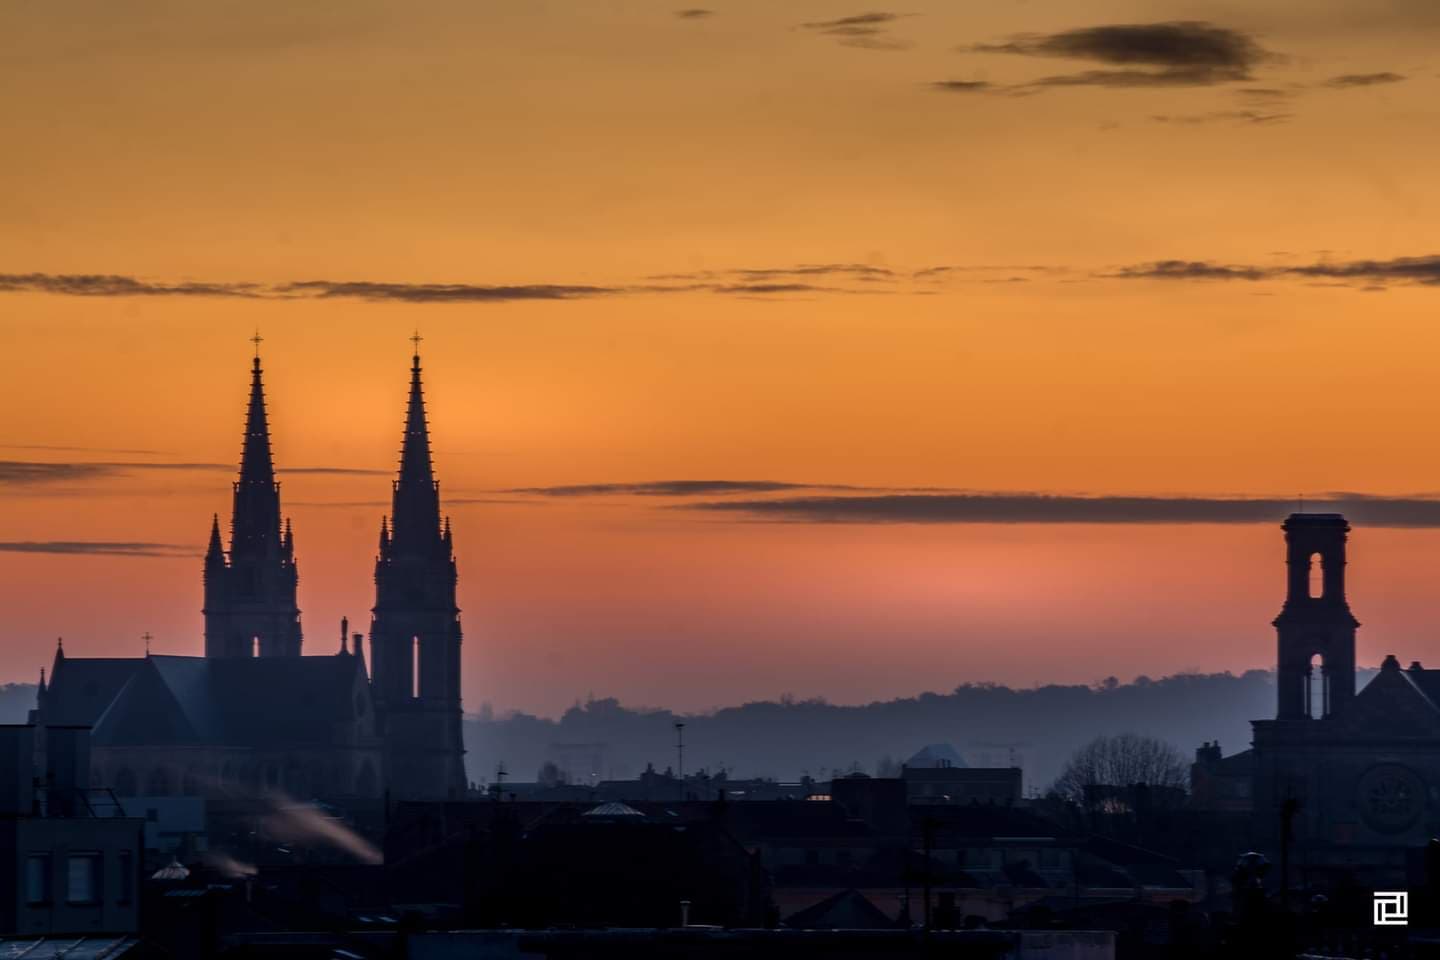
[4,1,1440,716]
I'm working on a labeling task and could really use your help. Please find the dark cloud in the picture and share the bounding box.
[967,21,1274,89]
[1323,72,1406,88]
[0,273,261,298]
[1236,86,1293,99]
[683,493,1440,528]
[931,80,997,93]
[0,541,195,557]
[278,280,619,303]
[674,8,714,18]
[0,460,230,485]
[799,12,911,50]
[1107,255,1440,288]
[1,269,905,304]
[1106,260,1270,280]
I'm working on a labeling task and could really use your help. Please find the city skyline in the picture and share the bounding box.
[6,1,1440,715]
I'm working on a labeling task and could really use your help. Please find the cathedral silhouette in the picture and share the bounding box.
[32,344,468,802]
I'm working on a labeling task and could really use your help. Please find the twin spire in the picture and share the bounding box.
[209,332,448,576]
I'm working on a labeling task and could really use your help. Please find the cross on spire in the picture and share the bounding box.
[250,329,263,359]
[410,329,423,356]
[142,631,153,656]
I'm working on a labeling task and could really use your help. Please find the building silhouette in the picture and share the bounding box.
[1192,512,1440,886]
[32,346,466,805]
[203,354,302,659]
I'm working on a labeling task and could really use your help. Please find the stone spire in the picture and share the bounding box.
[230,355,284,562]
[387,350,442,554]
[203,348,303,658]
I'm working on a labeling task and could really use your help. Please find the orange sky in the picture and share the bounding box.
[3,1,1440,714]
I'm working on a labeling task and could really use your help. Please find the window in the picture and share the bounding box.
[1309,552,1324,599]
[412,637,421,699]
[252,635,261,657]
[66,853,100,904]
[118,851,134,904]
[25,855,50,905]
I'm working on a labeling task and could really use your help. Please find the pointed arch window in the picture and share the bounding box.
[412,636,421,700]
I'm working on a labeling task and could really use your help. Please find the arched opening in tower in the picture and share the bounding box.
[1308,552,1325,599]
[1308,652,1328,718]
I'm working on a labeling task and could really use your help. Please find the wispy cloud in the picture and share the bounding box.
[1106,254,1440,288]
[0,459,386,486]
[799,12,912,51]
[960,21,1275,90]
[682,493,1440,527]
[0,541,195,557]
[1150,110,1291,125]
[505,480,864,498]
[0,442,168,455]
[1323,72,1406,88]
[674,8,714,19]
[0,268,908,304]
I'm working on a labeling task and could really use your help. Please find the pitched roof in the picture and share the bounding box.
[43,657,147,726]
[48,654,368,749]
[785,889,895,930]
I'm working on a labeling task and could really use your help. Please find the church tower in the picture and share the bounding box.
[1273,513,1358,720]
[369,344,467,799]
[203,349,303,658]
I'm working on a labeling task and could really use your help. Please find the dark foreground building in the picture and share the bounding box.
[32,347,467,805]
[1197,513,1440,889]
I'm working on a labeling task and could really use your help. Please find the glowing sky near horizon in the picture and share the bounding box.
[4,1,1440,715]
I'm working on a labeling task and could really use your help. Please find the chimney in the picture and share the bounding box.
[0,725,36,816]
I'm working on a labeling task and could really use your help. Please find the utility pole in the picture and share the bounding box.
[674,722,686,801]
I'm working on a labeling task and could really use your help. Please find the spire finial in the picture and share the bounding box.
[142,631,153,656]
[251,328,264,360]
[410,329,423,357]
[55,637,64,659]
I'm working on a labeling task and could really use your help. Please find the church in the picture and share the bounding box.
[1194,512,1440,884]
[31,344,469,804]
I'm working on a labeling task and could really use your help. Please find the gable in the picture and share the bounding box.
[1332,668,1440,737]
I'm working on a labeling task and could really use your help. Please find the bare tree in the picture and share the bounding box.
[1049,733,1188,806]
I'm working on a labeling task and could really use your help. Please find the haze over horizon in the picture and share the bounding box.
[6,1,1440,716]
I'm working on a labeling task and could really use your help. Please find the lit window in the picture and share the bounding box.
[66,853,100,904]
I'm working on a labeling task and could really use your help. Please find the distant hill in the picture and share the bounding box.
[0,684,35,724]
[3,669,1364,797]
[463,669,1379,793]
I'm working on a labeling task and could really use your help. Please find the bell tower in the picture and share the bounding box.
[1273,513,1358,720]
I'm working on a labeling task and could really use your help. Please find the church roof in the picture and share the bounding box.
[44,654,370,750]
[43,657,148,727]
